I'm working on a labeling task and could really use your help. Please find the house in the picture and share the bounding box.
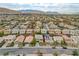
[53,36,63,43]
[70,30,75,36]
[36,21,42,27]
[0,37,4,43]
[20,25,27,29]
[24,35,33,43]
[4,29,11,35]
[64,24,76,29]
[48,29,55,35]
[19,29,26,34]
[58,22,64,27]
[35,26,40,29]
[72,30,79,36]
[5,26,10,29]
[3,35,16,42]
[54,29,61,35]
[62,35,71,41]
[35,34,43,42]
[43,34,53,43]
[34,29,41,34]
[41,29,47,34]
[43,24,49,30]
[70,36,78,47]
[26,29,33,34]
[48,23,59,29]
[70,36,78,43]
[75,30,79,35]
[15,35,25,43]
[62,35,73,46]
[12,28,19,34]
[62,29,70,35]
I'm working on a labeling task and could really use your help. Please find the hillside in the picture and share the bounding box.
[18,9,60,15]
[0,7,21,14]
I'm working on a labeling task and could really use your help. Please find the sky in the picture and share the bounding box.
[0,0,79,13]
[0,0,79,3]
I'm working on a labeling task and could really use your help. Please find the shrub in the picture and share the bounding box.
[72,50,79,56]
[37,50,43,56]
[61,40,67,49]
[18,42,24,48]
[30,39,36,46]
[0,32,4,37]
[3,52,9,56]
[52,41,59,48]
[53,51,59,56]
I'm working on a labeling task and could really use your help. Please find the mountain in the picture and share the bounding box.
[18,9,60,15]
[0,3,79,14]
[46,11,59,14]
[18,9,45,14]
[0,7,21,14]
[0,8,59,15]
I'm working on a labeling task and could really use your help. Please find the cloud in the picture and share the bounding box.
[0,0,79,3]
[0,3,79,12]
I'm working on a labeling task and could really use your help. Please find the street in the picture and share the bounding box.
[0,47,78,55]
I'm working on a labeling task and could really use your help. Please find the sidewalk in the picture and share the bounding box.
[1,43,8,48]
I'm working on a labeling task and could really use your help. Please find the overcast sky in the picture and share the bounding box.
[0,0,79,13]
[0,0,79,3]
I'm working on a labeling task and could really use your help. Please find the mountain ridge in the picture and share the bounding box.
[0,7,21,14]
[0,7,79,15]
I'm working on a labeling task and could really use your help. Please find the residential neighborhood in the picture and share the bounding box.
[0,14,79,56]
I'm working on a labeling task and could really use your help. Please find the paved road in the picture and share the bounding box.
[0,47,79,55]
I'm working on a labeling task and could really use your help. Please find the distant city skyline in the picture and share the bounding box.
[0,3,79,13]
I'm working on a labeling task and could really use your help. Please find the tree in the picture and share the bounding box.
[72,50,78,56]
[30,39,36,46]
[0,32,4,37]
[52,41,59,48]
[3,52,9,56]
[53,51,59,56]
[18,42,24,48]
[61,40,67,49]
